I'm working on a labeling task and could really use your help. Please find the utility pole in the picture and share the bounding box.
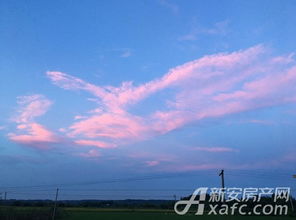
[290,195,294,213]
[219,169,225,202]
[292,175,296,213]
[52,188,59,220]
[219,169,225,189]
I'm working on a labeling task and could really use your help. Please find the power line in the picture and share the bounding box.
[0,172,218,190]
[2,169,293,190]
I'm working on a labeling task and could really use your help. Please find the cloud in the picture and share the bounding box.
[156,162,228,172]
[74,115,87,120]
[203,20,229,35]
[179,20,229,41]
[120,50,132,58]
[175,164,226,171]
[145,160,160,167]
[13,94,52,123]
[191,147,238,153]
[9,95,58,149]
[178,32,197,41]
[45,45,296,149]
[281,153,296,162]
[127,152,175,168]
[69,113,148,141]
[46,72,105,97]
[244,119,274,125]
[8,123,59,149]
[159,0,179,14]
[105,48,133,58]
[74,139,116,149]
[78,149,101,158]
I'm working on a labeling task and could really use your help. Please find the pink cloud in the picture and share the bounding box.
[48,45,264,112]
[8,123,59,149]
[74,115,87,120]
[69,113,148,143]
[14,94,52,123]
[74,139,116,149]
[246,119,274,125]
[145,160,160,167]
[45,45,296,149]
[9,95,58,149]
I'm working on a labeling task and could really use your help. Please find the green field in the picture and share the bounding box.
[1,207,295,220]
[61,208,295,220]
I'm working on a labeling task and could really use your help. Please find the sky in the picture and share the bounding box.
[0,0,296,199]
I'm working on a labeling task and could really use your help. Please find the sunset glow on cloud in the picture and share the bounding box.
[1,0,296,193]
[8,45,295,153]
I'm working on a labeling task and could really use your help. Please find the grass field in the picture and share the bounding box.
[61,208,295,220]
[0,207,295,220]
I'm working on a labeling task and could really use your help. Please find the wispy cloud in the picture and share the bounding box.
[8,123,59,149]
[191,147,238,153]
[107,48,133,58]
[13,94,52,123]
[244,119,275,125]
[74,139,116,149]
[127,151,175,168]
[78,149,101,158]
[203,20,229,35]
[8,95,58,149]
[120,50,132,58]
[179,20,229,41]
[145,160,160,167]
[36,45,296,150]
[172,163,226,172]
[159,0,179,14]
[74,115,87,120]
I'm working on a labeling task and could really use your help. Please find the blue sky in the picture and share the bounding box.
[1,0,296,199]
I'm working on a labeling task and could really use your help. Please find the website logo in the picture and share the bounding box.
[174,187,291,216]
